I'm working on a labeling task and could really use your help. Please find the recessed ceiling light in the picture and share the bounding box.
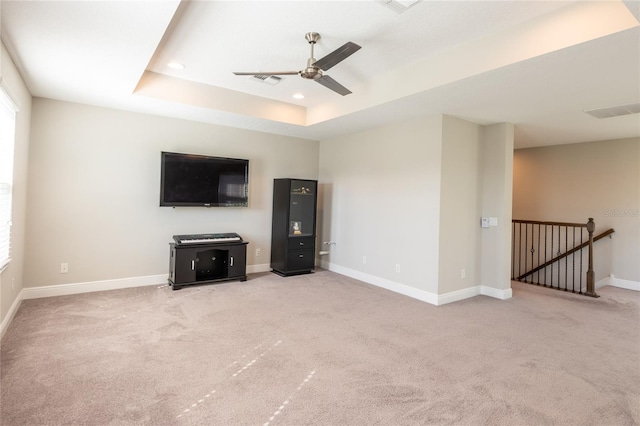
[167,62,185,70]
[293,93,304,99]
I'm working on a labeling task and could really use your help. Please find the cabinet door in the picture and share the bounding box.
[288,180,317,237]
[227,244,247,279]
[173,247,198,284]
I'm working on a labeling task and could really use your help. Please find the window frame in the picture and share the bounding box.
[0,83,19,272]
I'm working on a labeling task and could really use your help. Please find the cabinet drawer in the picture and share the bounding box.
[288,237,315,251]
[287,249,314,271]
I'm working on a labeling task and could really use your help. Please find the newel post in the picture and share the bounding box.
[585,218,599,298]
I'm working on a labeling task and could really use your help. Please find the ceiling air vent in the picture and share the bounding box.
[378,0,422,14]
[584,102,640,119]
[250,75,282,85]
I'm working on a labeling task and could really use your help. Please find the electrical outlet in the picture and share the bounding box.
[461,268,466,279]
[255,248,261,257]
[395,264,401,273]
[362,256,367,264]
[60,263,69,274]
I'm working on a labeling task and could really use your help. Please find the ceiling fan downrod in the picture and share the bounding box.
[301,32,323,80]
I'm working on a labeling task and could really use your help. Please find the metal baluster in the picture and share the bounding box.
[572,227,576,293]
[544,224,548,287]
[564,226,568,291]
[524,223,528,282]
[529,225,535,284]
[536,224,540,284]
[580,228,584,294]
[512,222,516,280]
[549,225,553,288]
[556,225,562,289]
[519,223,523,280]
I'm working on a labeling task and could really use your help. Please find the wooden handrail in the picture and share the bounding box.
[516,228,615,281]
[513,219,588,228]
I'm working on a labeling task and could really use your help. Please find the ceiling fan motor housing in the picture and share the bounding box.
[300,67,323,80]
[301,56,323,80]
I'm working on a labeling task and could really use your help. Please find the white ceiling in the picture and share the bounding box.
[1,0,639,148]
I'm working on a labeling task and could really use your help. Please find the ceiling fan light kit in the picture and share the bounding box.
[233,32,361,96]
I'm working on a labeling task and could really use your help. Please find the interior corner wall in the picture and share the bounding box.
[318,115,443,296]
[0,41,32,331]
[437,115,482,295]
[479,123,514,292]
[25,98,319,289]
[513,138,640,284]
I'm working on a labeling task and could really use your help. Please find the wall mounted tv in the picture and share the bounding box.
[160,151,249,207]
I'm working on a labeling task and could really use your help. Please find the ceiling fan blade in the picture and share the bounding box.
[316,75,352,96]
[313,41,361,71]
[233,71,299,76]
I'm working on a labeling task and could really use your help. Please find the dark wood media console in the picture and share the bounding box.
[168,234,248,290]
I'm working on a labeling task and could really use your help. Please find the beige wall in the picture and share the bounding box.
[480,123,515,292]
[25,99,319,288]
[437,118,514,295]
[319,114,514,301]
[438,116,482,294]
[513,138,640,283]
[318,115,443,294]
[0,42,32,329]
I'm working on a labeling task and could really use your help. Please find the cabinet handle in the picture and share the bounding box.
[299,242,304,246]
[230,256,234,267]
[298,254,304,258]
[191,260,195,271]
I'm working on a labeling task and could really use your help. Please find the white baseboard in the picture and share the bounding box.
[596,274,640,291]
[247,263,271,274]
[325,262,439,305]
[437,286,481,305]
[322,261,512,306]
[613,277,640,291]
[435,285,512,305]
[480,285,513,300]
[1,288,23,340]
[18,263,275,301]
[21,274,169,300]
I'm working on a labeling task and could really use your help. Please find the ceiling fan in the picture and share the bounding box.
[233,32,361,96]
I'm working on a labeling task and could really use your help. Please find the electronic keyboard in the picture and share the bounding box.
[173,233,243,245]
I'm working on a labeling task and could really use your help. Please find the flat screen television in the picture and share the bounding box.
[160,151,249,207]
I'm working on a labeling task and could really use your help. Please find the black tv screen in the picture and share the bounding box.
[160,152,249,207]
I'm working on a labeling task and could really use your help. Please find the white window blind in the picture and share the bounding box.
[0,87,17,270]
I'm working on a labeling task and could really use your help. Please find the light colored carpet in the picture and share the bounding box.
[1,270,638,425]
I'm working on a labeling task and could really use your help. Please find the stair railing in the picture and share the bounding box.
[511,218,614,298]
